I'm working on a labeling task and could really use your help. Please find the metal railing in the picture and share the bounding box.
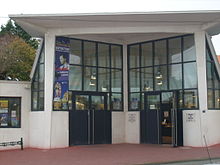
[0,138,23,150]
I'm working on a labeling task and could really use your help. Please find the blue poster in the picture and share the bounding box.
[54,37,70,110]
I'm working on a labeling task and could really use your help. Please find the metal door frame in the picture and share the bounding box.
[70,91,108,145]
[143,90,182,146]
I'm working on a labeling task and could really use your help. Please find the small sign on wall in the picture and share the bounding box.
[186,113,196,122]
[128,113,136,123]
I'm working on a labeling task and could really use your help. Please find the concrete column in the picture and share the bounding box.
[194,31,207,146]
[43,32,55,148]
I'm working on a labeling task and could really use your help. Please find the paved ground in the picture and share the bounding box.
[1,144,220,165]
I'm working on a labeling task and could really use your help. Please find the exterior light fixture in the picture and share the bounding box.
[143,81,151,91]
[89,81,95,86]
[157,80,163,86]
[155,68,162,79]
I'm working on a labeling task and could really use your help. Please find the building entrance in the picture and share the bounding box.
[140,91,183,146]
[69,91,111,146]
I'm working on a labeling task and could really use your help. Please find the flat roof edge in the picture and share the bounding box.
[9,10,220,18]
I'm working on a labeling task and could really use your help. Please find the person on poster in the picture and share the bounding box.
[58,54,69,71]
[54,82,62,101]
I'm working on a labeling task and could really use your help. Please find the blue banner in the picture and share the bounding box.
[53,37,70,110]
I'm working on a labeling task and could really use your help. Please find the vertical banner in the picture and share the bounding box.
[0,100,9,126]
[54,37,70,110]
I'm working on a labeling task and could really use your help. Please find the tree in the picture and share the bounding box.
[0,33,35,80]
[0,19,39,49]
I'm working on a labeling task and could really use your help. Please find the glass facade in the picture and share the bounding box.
[55,37,123,111]
[31,45,45,111]
[128,34,198,110]
[206,41,220,109]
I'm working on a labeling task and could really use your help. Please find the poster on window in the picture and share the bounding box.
[0,100,8,113]
[53,37,70,110]
[0,113,8,126]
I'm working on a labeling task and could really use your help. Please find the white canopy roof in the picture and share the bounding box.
[9,10,220,37]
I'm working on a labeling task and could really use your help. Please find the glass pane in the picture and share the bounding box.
[214,68,220,89]
[168,38,181,63]
[141,42,153,67]
[32,92,38,110]
[215,90,220,109]
[111,45,122,68]
[69,66,82,90]
[141,67,153,91]
[130,93,140,110]
[39,91,44,110]
[154,65,168,91]
[111,93,122,110]
[206,62,213,88]
[154,40,167,65]
[33,66,39,81]
[130,69,140,92]
[91,96,105,110]
[184,90,198,109]
[178,90,184,109]
[111,69,122,92]
[84,41,96,66]
[98,43,109,67]
[39,64,44,90]
[184,62,197,89]
[147,94,160,110]
[39,46,45,63]
[84,67,96,91]
[206,47,212,61]
[207,89,214,108]
[33,81,38,90]
[10,98,20,127]
[76,95,89,110]
[183,35,196,62]
[162,92,173,103]
[98,68,110,92]
[70,39,82,65]
[169,64,182,89]
[129,45,139,68]
[68,92,72,110]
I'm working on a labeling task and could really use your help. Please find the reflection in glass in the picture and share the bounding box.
[141,67,153,91]
[141,43,153,67]
[84,41,96,66]
[39,64,44,90]
[206,62,213,88]
[162,92,173,103]
[39,91,44,110]
[207,89,214,108]
[76,95,89,110]
[98,43,109,67]
[183,35,196,62]
[184,90,198,109]
[184,62,197,88]
[129,45,139,68]
[147,94,160,110]
[70,39,82,64]
[84,67,96,91]
[130,93,140,110]
[169,38,181,63]
[154,66,167,91]
[155,40,167,65]
[215,90,220,109]
[111,45,122,68]
[98,68,110,92]
[91,96,105,110]
[111,93,122,110]
[130,69,140,92]
[169,64,182,89]
[33,92,38,110]
[69,66,82,90]
[111,69,122,92]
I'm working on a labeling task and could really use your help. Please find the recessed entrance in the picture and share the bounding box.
[69,91,111,145]
[140,91,183,146]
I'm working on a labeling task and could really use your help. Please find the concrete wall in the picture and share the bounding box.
[0,81,31,150]
[112,112,125,143]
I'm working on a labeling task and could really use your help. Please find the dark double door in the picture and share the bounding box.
[140,91,183,146]
[69,92,111,146]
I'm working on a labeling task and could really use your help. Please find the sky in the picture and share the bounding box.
[1,0,220,54]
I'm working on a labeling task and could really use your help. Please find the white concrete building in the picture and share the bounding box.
[1,11,220,149]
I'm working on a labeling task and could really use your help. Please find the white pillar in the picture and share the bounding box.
[123,44,128,112]
[194,31,207,146]
[43,32,55,148]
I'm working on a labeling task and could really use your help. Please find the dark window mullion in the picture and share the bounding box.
[166,39,169,90]
[139,44,142,109]
[82,41,84,91]
[96,42,98,91]
[181,37,185,106]
[109,45,112,110]
[152,42,155,90]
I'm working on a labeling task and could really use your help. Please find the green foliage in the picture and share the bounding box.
[0,19,39,49]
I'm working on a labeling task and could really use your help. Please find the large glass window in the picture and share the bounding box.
[61,37,123,111]
[206,42,220,109]
[0,97,21,128]
[128,34,198,110]
[31,45,45,111]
